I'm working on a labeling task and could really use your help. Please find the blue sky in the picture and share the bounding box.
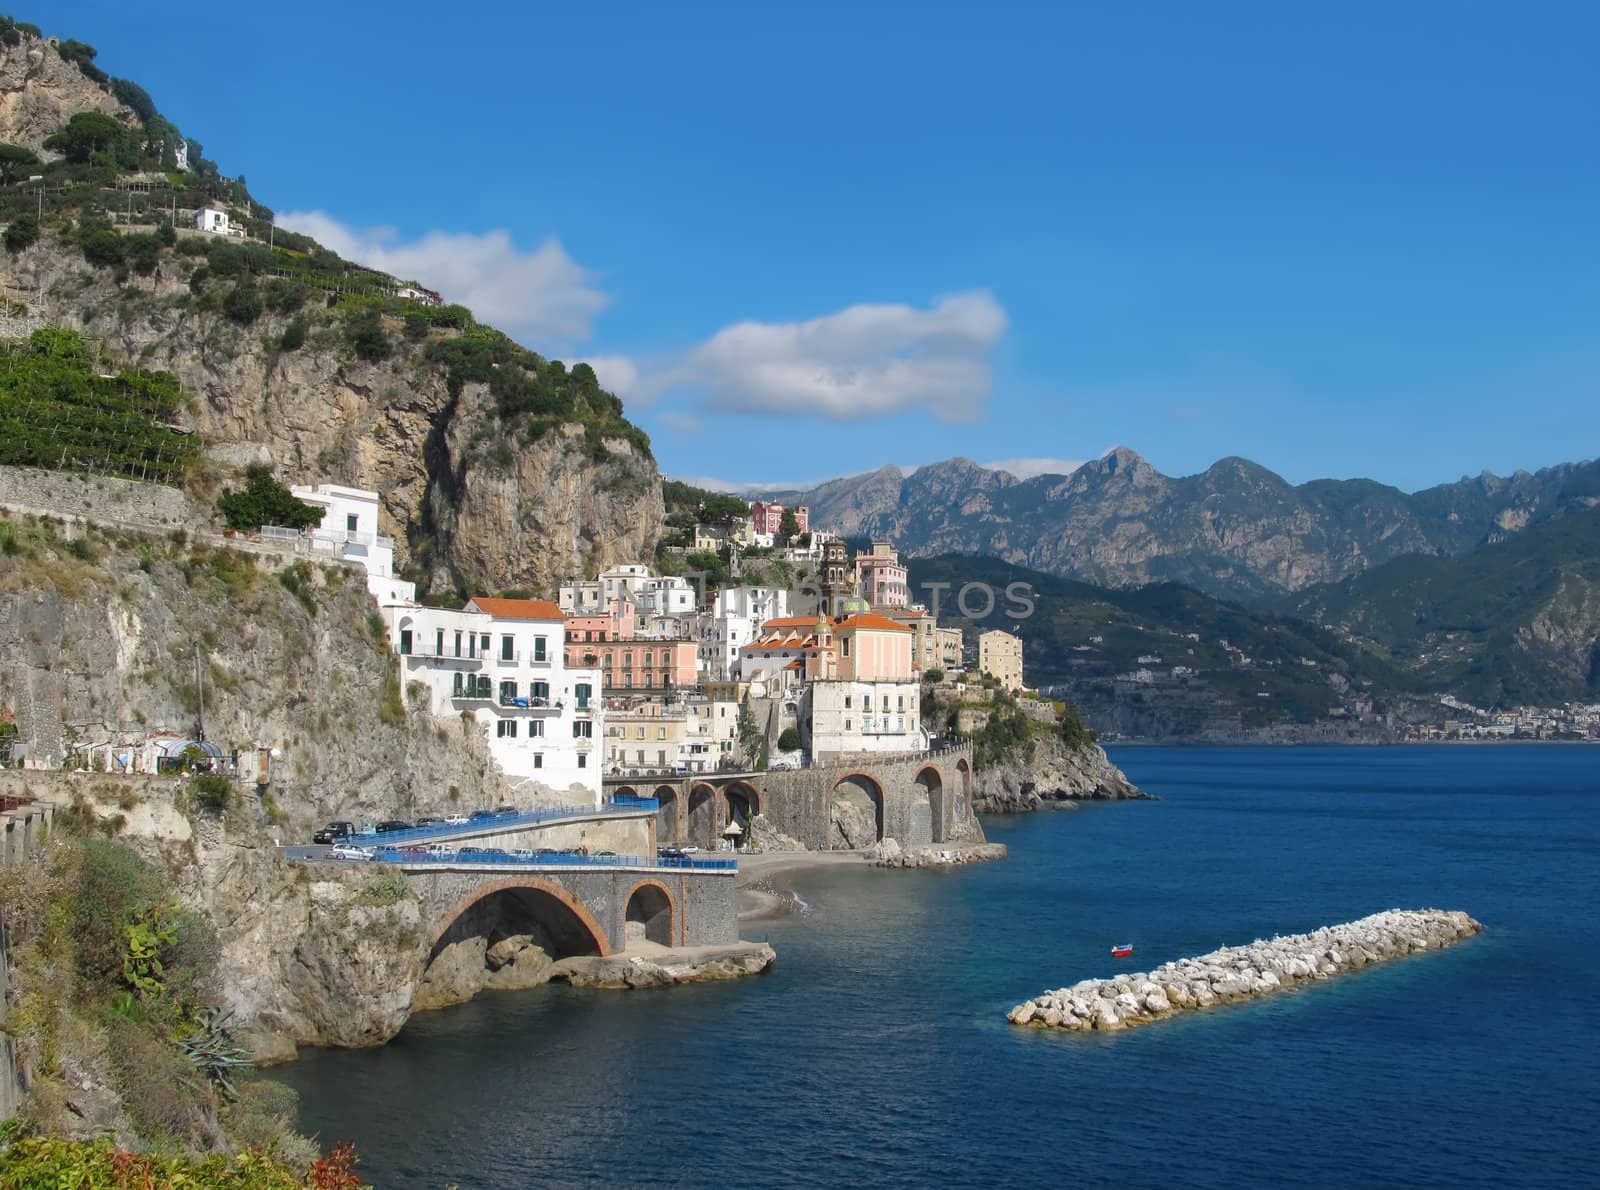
[54,1,1600,491]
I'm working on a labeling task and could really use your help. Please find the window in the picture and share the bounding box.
[453,672,463,696]
[658,727,667,740]
[625,675,633,688]
[575,682,592,708]
[636,727,646,740]
[346,513,358,533]
[844,696,852,709]
[623,651,633,668]
[534,636,547,662]
[496,720,518,738]
[480,633,490,655]
[532,681,550,701]
[657,750,666,765]
[398,629,412,655]
[898,696,905,711]
[636,750,645,765]
[660,651,670,667]
[842,637,850,657]
[454,631,463,658]
[501,635,514,661]
[528,720,544,738]
[883,696,890,712]
[845,719,852,731]
[500,680,517,704]
[533,754,542,769]
[436,629,444,656]
[574,721,593,738]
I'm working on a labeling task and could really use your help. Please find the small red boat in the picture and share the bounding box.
[1110,943,1134,959]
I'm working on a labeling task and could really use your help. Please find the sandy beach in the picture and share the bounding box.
[736,850,871,921]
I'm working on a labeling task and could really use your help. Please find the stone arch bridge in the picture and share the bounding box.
[607,744,979,852]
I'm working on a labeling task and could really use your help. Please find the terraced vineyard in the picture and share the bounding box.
[0,326,198,484]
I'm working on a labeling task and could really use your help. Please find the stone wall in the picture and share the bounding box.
[0,465,208,536]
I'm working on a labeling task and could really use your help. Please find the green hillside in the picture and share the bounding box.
[1271,505,1600,706]
[904,555,1417,732]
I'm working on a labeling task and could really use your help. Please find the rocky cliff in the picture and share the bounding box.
[971,735,1146,813]
[775,450,1600,601]
[0,29,661,595]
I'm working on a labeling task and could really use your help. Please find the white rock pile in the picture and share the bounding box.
[1007,908,1482,1032]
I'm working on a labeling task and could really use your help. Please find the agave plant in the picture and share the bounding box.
[177,1007,254,1099]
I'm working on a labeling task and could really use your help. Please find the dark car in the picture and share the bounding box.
[375,820,412,833]
[312,821,355,845]
[416,815,444,827]
[493,805,519,817]
[657,846,686,860]
[468,809,497,821]
[463,846,510,859]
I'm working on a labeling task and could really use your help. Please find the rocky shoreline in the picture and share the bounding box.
[551,942,776,989]
[868,839,1009,868]
[1008,908,1482,1032]
[973,737,1150,813]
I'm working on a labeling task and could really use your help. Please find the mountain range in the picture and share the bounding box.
[766,450,1600,602]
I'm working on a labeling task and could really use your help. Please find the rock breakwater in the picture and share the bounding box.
[1008,909,1482,1032]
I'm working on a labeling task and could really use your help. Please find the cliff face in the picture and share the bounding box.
[1,235,662,593]
[972,736,1146,813]
[0,36,133,150]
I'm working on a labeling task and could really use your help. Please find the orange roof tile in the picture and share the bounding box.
[466,597,565,621]
[833,612,914,633]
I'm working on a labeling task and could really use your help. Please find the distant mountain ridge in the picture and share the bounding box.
[1270,504,1600,707]
[766,449,1600,601]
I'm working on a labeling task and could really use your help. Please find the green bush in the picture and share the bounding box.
[80,225,124,269]
[776,726,802,752]
[215,468,321,531]
[279,317,308,352]
[191,772,233,813]
[3,211,37,252]
[343,307,392,362]
[0,1137,367,1188]
[69,838,164,993]
[223,279,264,325]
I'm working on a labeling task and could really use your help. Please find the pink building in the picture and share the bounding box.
[855,541,909,609]
[750,501,809,536]
[566,604,697,691]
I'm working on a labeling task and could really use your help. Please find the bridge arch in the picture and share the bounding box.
[830,772,884,849]
[722,780,761,827]
[614,785,640,800]
[652,784,681,844]
[427,876,612,956]
[624,879,677,948]
[688,783,718,850]
[956,757,972,800]
[913,765,944,845]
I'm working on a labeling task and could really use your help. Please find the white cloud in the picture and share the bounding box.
[645,291,1006,423]
[583,354,639,397]
[657,411,702,433]
[275,210,608,345]
[979,457,1085,480]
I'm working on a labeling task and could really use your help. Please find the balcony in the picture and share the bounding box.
[401,647,483,666]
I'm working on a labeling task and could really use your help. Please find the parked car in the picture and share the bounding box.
[657,846,686,859]
[416,815,444,827]
[423,843,453,856]
[509,848,536,859]
[593,849,617,857]
[375,820,412,833]
[465,847,510,860]
[493,805,519,817]
[313,821,356,845]
[468,809,497,822]
[329,844,372,861]
[679,846,700,854]
[443,814,469,826]
[770,761,793,771]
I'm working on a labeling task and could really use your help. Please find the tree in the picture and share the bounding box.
[42,111,125,164]
[222,278,263,325]
[776,726,802,752]
[3,213,38,254]
[0,142,39,183]
[778,508,800,539]
[736,701,764,767]
[216,467,322,531]
[56,39,109,85]
[79,225,125,269]
[111,78,158,124]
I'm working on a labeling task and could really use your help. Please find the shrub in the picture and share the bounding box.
[216,468,321,531]
[223,279,264,325]
[776,726,802,752]
[69,838,164,993]
[80,226,124,269]
[191,772,233,813]
[280,317,308,352]
[343,308,392,362]
[3,212,38,253]
[0,1137,367,1188]
[124,232,162,276]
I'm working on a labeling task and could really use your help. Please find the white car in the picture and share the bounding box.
[443,814,469,826]
[329,844,373,861]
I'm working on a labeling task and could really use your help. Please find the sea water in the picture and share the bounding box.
[277,745,1600,1188]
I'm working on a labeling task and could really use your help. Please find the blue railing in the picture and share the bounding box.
[368,849,737,872]
[608,795,660,811]
[350,800,658,849]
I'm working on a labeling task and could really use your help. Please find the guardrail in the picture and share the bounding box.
[342,800,658,849]
[369,849,736,872]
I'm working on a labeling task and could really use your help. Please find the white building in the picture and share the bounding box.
[638,575,698,618]
[805,680,924,761]
[561,566,698,620]
[388,597,604,805]
[194,207,236,236]
[698,586,790,681]
[290,483,415,605]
